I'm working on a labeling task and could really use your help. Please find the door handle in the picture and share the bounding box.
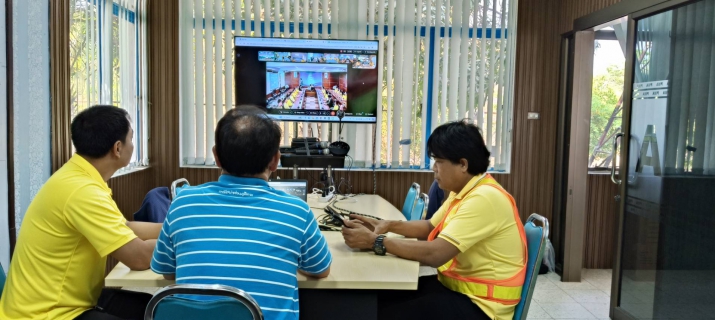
[611,133,624,185]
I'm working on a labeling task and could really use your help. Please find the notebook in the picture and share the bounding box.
[268,179,308,202]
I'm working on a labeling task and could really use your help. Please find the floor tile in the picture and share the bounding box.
[581,269,612,282]
[545,272,562,282]
[532,289,577,304]
[539,302,596,319]
[535,278,560,291]
[555,281,597,291]
[579,302,610,318]
[582,275,612,291]
[526,302,552,319]
[565,290,611,303]
[592,282,614,294]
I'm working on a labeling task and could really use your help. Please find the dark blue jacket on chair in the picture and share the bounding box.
[133,187,171,223]
[425,180,445,220]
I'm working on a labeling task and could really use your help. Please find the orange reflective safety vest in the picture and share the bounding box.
[427,174,528,305]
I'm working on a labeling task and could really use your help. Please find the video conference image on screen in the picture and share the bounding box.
[265,62,348,111]
[234,37,378,123]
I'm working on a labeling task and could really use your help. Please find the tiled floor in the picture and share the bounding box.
[527,269,613,320]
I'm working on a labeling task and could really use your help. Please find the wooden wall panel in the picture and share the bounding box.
[108,168,155,220]
[496,0,562,224]
[147,0,181,189]
[584,174,619,268]
[50,0,73,172]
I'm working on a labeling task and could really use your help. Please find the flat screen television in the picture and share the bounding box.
[234,36,378,123]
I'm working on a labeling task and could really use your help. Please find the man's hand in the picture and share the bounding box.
[342,219,379,250]
[348,214,391,235]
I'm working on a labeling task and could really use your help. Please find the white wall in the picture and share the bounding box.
[10,0,51,243]
[0,0,9,272]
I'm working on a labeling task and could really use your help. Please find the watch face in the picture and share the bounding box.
[374,245,386,255]
[373,236,386,255]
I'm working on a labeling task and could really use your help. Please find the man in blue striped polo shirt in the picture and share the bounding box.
[151,105,331,320]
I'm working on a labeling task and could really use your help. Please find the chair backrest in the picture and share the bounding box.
[0,262,6,300]
[410,193,429,221]
[513,213,549,320]
[145,284,263,320]
[401,183,420,219]
[170,178,190,200]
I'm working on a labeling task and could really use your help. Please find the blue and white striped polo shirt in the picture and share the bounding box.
[151,175,332,320]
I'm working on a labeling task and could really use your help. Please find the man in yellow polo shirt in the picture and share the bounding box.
[342,120,527,320]
[0,105,161,320]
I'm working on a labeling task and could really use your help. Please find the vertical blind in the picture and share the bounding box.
[663,2,715,175]
[69,0,149,170]
[180,0,517,171]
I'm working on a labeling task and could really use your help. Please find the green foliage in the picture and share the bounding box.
[589,65,624,168]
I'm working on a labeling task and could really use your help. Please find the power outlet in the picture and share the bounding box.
[527,112,540,120]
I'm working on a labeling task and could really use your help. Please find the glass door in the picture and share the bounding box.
[613,1,715,319]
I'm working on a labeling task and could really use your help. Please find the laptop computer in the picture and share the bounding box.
[268,179,308,202]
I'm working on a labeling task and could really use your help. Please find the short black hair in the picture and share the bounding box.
[215,105,282,176]
[71,105,131,158]
[427,119,491,175]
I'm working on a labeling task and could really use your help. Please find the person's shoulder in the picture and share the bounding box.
[462,184,513,216]
[49,162,103,189]
[471,183,508,198]
[169,182,224,211]
[269,189,310,207]
[64,179,111,203]
[263,189,312,214]
[174,181,221,197]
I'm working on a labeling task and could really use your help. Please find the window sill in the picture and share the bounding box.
[111,165,151,179]
[180,163,511,174]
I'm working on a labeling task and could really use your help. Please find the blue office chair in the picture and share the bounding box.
[0,262,6,300]
[410,193,429,221]
[401,183,420,220]
[145,284,263,320]
[513,213,549,320]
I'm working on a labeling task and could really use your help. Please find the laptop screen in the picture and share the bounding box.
[268,179,308,202]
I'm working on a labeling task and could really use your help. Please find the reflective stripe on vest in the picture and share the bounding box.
[428,174,528,305]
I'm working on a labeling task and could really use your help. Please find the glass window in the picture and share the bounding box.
[589,35,625,169]
[69,0,148,169]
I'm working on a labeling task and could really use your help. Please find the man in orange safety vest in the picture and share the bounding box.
[342,120,527,320]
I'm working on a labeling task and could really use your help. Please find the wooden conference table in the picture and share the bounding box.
[105,194,419,319]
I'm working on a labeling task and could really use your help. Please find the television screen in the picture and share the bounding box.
[234,37,379,123]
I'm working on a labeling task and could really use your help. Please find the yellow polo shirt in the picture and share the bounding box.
[430,174,525,320]
[0,154,137,320]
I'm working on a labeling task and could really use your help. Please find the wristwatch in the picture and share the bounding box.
[373,235,387,256]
